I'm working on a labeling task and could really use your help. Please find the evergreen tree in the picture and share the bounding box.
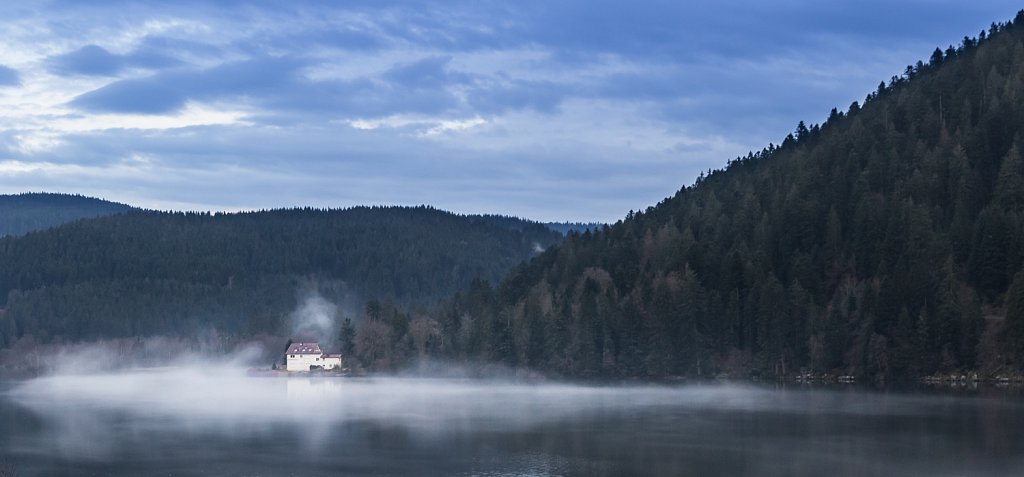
[996,141,1024,211]
[338,318,356,357]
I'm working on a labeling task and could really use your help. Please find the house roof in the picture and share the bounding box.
[286,342,322,355]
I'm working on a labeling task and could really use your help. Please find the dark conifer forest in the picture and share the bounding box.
[542,222,606,236]
[0,206,562,346]
[0,193,133,237]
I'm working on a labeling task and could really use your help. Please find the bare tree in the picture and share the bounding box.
[355,319,394,371]
[409,315,440,359]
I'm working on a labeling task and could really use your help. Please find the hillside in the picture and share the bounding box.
[341,12,1024,379]
[0,193,133,236]
[0,206,563,346]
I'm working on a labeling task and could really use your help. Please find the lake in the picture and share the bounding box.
[1,369,1022,476]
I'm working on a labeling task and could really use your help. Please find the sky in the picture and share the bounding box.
[0,1,1019,222]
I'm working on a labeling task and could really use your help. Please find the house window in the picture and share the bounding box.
[290,355,295,358]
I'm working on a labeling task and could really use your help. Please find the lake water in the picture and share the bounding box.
[1,369,1022,476]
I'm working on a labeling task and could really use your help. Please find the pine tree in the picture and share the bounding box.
[338,318,356,357]
[996,141,1024,211]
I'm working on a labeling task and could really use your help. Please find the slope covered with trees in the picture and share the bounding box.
[0,193,133,237]
[0,206,562,346]
[343,12,1024,380]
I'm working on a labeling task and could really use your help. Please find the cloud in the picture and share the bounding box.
[70,78,186,114]
[0,65,20,86]
[467,78,567,115]
[51,45,121,76]
[48,44,182,77]
[279,25,387,52]
[70,56,304,114]
[383,56,461,89]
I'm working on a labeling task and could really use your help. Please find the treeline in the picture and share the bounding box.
[340,11,1024,380]
[0,193,133,237]
[544,222,606,236]
[0,206,562,346]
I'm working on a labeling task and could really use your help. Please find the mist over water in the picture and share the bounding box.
[2,367,1024,476]
[3,368,986,426]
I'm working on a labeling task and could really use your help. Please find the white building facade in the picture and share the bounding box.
[285,342,343,371]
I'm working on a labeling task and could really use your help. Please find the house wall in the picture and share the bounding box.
[286,353,322,371]
[286,353,343,371]
[322,356,342,370]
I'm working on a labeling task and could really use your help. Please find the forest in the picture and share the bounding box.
[335,11,1024,381]
[0,193,133,237]
[0,206,562,346]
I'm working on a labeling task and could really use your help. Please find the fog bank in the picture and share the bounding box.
[4,369,1024,476]
[8,367,991,429]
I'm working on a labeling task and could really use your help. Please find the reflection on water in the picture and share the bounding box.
[1,369,1023,476]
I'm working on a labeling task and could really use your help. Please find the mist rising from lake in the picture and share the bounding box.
[2,368,1024,476]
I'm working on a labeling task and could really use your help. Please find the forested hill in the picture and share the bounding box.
[0,206,562,345]
[363,11,1024,380]
[0,193,134,236]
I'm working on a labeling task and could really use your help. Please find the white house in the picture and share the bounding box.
[285,342,343,372]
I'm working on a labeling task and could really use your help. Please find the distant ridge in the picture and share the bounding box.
[0,192,594,238]
[0,192,134,237]
[0,205,565,345]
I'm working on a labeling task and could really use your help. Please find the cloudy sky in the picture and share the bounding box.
[0,1,1018,222]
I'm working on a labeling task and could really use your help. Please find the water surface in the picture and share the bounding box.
[1,370,1022,476]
